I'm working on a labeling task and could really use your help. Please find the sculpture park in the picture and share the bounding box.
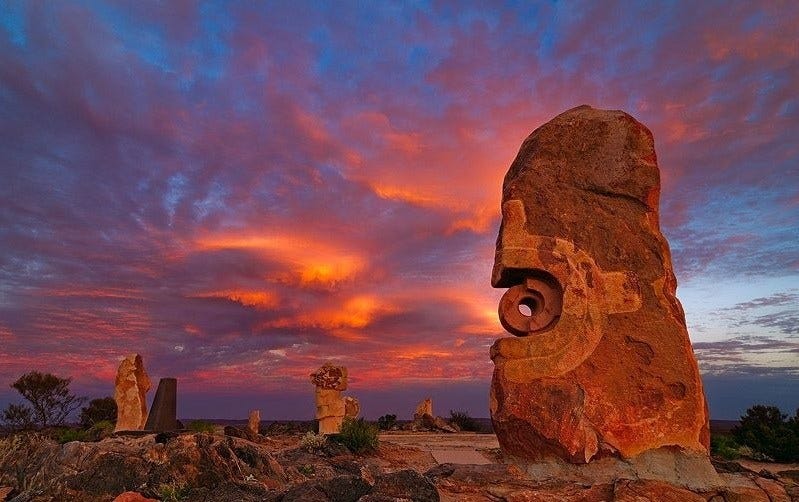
[1,3,797,502]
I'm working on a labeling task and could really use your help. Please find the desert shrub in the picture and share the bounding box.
[89,420,115,440]
[449,410,481,432]
[710,434,741,460]
[79,397,117,427]
[333,418,379,454]
[187,420,216,433]
[159,481,189,502]
[3,372,86,428]
[300,431,327,452]
[54,427,91,444]
[732,405,799,462]
[377,414,397,430]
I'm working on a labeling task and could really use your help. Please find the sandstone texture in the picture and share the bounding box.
[114,354,151,432]
[311,363,353,434]
[248,409,261,436]
[414,398,433,420]
[490,106,711,483]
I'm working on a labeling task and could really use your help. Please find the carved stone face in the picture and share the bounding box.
[489,106,710,468]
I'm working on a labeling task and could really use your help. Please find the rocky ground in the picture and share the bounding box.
[0,429,797,501]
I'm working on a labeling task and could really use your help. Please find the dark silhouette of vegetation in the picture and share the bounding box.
[332,418,379,454]
[187,420,216,433]
[2,403,34,431]
[2,371,86,429]
[79,397,117,427]
[377,414,397,430]
[732,405,799,462]
[449,409,481,432]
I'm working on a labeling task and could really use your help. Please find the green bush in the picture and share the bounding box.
[732,405,799,462]
[80,397,117,427]
[333,418,379,454]
[187,420,216,433]
[54,427,91,444]
[89,420,115,440]
[449,410,481,432]
[710,434,741,460]
[377,414,397,430]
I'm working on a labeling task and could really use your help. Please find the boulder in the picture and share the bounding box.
[114,354,151,432]
[113,492,158,502]
[489,106,713,488]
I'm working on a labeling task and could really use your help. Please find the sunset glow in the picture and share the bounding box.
[0,2,797,420]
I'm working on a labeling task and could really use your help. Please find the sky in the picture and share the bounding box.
[0,1,797,422]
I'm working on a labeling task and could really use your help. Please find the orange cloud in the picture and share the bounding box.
[192,289,278,309]
[196,233,365,288]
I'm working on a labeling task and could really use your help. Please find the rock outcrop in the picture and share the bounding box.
[489,106,713,488]
[310,363,350,434]
[114,354,151,432]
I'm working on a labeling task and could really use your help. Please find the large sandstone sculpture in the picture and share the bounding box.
[310,363,356,434]
[490,106,715,488]
[114,354,151,432]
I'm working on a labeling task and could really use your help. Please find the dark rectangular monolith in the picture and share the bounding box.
[144,377,178,432]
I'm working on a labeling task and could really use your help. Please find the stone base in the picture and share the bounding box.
[513,447,722,492]
[318,416,344,435]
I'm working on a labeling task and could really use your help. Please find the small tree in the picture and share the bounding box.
[732,405,799,462]
[5,371,86,428]
[79,397,117,427]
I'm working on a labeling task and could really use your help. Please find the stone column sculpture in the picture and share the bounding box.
[144,378,178,432]
[490,106,717,489]
[114,354,151,432]
[310,363,349,434]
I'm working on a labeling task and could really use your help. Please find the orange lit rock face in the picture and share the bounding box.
[414,398,433,420]
[490,106,710,465]
[114,354,152,432]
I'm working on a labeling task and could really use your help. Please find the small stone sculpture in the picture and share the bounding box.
[413,398,433,420]
[344,396,360,419]
[114,354,151,432]
[248,409,261,436]
[490,106,716,489]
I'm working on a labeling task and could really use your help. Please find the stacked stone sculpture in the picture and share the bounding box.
[310,363,360,434]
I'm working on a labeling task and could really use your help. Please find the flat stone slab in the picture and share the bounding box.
[380,432,498,465]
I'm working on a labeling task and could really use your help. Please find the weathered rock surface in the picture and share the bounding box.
[414,398,433,420]
[114,354,151,432]
[112,492,158,502]
[0,431,795,502]
[490,106,711,486]
[311,363,352,434]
